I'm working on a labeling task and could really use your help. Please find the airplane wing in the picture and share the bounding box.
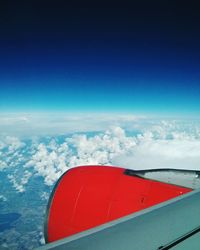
[35,165,200,250]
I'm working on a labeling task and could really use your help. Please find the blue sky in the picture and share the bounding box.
[1,68,199,116]
[0,1,200,116]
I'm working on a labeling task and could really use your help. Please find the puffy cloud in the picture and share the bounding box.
[0,136,28,177]
[8,174,26,193]
[39,232,45,245]
[7,171,32,193]
[40,192,49,201]
[66,126,136,167]
[25,142,69,186]
[25,127,135,185]
[21,171,32,185]
[1,136,25,154]
[0,195,7,202]
[0,160,8,170]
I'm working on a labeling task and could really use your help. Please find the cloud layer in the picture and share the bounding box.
[0,112,141,137]
[1,118,200,192]
[113,132,200,170]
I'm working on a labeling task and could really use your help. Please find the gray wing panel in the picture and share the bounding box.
[36,189,200,250]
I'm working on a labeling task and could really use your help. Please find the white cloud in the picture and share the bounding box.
[8,174,26,193]
[39,232,45,245]
[113,125,200,171]
[3,136,25,153]
[40,192,49,201]
[0,160,8,170]
[21,171,32,185]
[0,195,7,202]
[7,170,32,193]
[0,112,142,137]
[66,126,136,167]
[25,142,69,186]
[24,127,135,185]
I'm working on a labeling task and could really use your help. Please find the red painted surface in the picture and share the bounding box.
[47,166,191,242]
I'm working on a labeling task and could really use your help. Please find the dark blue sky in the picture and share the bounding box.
[0,1,200,115]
